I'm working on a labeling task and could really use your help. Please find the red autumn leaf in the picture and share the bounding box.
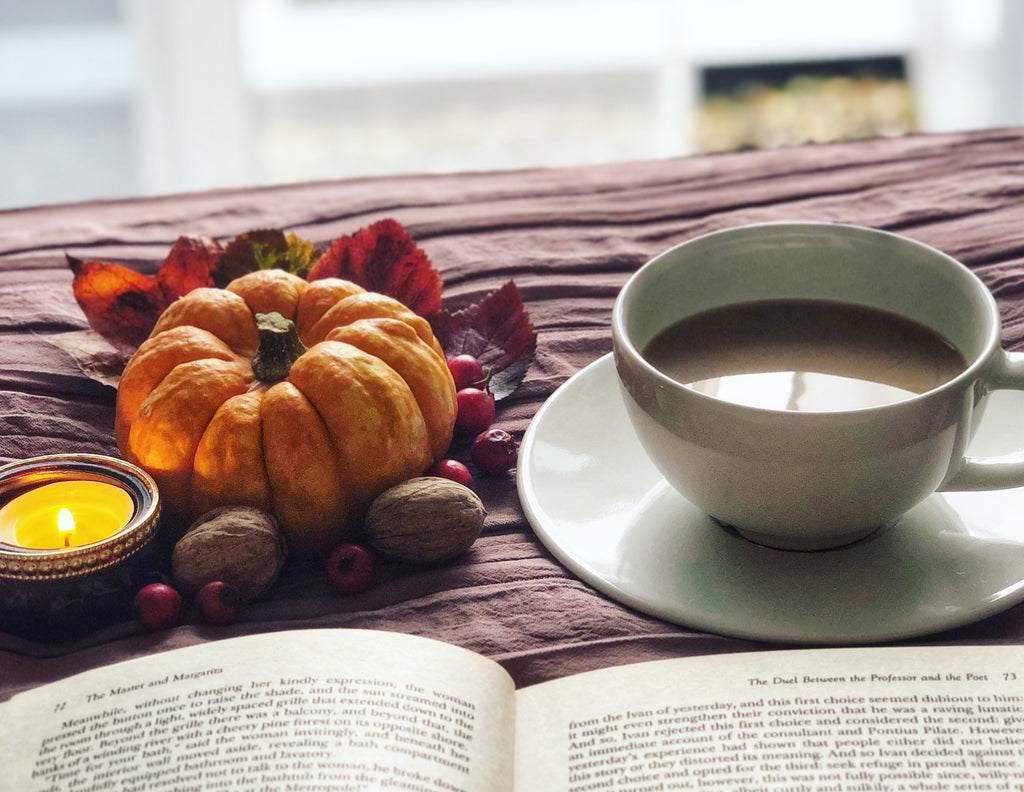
[68,256,170,350]
[429,281,536,401]
[307,218,443,316]
[157,235,221,296]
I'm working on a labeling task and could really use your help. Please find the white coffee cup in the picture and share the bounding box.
[612,222,1024,550]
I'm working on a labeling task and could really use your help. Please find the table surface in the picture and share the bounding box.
[4,128,1024,702]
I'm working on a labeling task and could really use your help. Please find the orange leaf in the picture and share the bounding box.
[68,235,219,352]
[68,256,170,350]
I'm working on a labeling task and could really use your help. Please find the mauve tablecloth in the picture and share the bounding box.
[3,128,1024,702]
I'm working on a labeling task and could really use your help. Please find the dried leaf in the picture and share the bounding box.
[429,281,536,400]
[212,229,316,286]
[68,256,170,350]
[69,235,221,351]
[307,218,443,316]
[284,234,318,278]
[157,235,221,297]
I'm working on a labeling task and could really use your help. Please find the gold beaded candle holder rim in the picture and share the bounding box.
[0,454,160,582]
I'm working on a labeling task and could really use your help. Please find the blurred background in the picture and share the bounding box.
[1,0,1021,210]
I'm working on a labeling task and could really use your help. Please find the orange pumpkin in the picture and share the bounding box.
[115,269,457,556]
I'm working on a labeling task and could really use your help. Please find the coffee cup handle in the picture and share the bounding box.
[939,350,1024,491]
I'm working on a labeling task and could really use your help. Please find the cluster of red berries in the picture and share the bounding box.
[134,544,379,631]
[133,580,239,631]
[424,354,519,485]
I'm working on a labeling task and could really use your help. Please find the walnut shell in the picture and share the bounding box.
[171,506,288,602]
[365,476,485,563]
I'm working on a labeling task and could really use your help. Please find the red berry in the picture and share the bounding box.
[447,354,486,390]
[471,429,519,474]
[133,583,183,631]
[196,581,239,625]
[455,387,496,433]
[425,459,474,488]
[326,544,376,595]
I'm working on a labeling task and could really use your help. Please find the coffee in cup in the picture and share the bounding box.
[642,299,966,413]
[612,222,1024,550]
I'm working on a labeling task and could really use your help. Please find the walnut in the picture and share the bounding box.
[171,506,288,602]
[365,477,486,563]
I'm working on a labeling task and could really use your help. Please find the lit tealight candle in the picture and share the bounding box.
[0,480,135,550]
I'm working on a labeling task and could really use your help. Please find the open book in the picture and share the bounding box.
[10,629,1024,791]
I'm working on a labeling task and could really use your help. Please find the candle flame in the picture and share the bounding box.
[58,507,76,548]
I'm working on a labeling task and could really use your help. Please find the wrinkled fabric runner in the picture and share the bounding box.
[3,129,1024,702]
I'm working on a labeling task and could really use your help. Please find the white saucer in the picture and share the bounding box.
[517,354,1024,644]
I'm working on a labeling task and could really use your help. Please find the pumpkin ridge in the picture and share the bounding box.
[128,359,250,511]
[304,291,438,353]
[115,325,243,451]
[260,381,347,555]
[191,391,273,518]
[152,287,258,356]
[227,269,307,320]
[324,317,456,459]
[295,277,366,343]
[288,341,431,512]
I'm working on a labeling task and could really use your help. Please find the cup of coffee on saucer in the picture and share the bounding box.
[612,221,1024,551]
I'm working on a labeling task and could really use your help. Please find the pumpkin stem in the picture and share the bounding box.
[252,312,306,383]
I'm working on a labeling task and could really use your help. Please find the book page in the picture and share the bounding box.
[515,644,1024,791]
[7,629,515,792]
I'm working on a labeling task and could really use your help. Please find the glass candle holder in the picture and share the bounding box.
[0,454,161,641]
